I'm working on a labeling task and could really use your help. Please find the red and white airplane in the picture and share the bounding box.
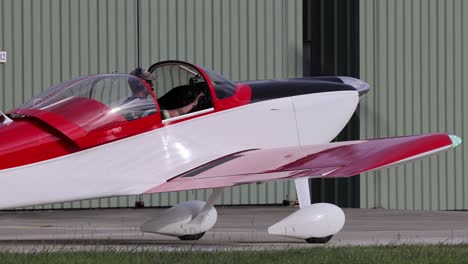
[0,60,461,243]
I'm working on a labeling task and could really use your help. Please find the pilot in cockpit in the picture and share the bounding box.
[116,68,158,120]
[124,68,158,103]
[128,67,204,120]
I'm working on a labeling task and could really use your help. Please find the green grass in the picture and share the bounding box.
[1,244,468,264]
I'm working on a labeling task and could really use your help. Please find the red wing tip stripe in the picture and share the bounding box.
[323,134,454,177]
[346,145,452,176]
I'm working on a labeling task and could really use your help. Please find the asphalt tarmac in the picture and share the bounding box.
[0,206,467,252]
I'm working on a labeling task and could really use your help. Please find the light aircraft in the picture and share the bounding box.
[0,60,461,243]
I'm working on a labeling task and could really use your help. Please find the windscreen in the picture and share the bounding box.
[200,66,236,99]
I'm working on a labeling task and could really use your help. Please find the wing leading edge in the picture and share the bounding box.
[144,133,461,194]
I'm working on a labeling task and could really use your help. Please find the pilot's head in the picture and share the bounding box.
[129,67,159,97]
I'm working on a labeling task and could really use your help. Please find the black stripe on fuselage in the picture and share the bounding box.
[242,78,356,103]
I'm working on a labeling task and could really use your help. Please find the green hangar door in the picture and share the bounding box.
[303,0,361,208]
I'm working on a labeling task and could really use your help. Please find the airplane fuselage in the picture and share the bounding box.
[0,89,358,209]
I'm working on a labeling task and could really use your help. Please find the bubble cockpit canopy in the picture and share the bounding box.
[11,74,158,133]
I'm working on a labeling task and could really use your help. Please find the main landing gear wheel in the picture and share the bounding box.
[305,235,333,244]
[177,232,206,241]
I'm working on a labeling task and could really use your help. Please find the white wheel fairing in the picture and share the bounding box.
[140,200,217,236]
[268,203,345,239]
[0,91,358,209]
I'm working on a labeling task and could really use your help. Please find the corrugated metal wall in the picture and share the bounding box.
[0,0,140,111]
[0,0,303,209]
[359,0,468,210]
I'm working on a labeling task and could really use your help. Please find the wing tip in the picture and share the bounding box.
[449,135,462,148]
